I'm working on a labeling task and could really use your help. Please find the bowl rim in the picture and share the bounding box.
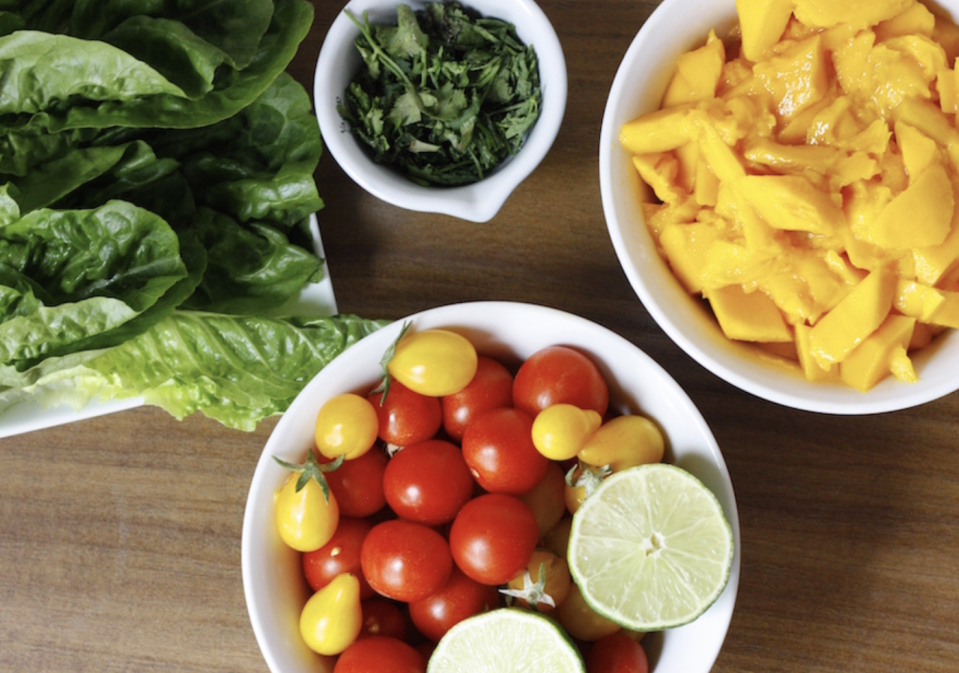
[242,300,741,673]
[599,0,959,415]
[314,0,568,222]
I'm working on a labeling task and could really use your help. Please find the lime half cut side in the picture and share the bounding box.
[568,463,734,631]
[427,608,584,673]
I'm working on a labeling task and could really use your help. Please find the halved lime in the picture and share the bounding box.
[568,463,734,631]
[427,608,584,672]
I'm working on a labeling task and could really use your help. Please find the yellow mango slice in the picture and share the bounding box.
[913,210,959,285]
[689,111,748,183]
[631,153,684,204]
[894,97,959,168]
[875,1,936,41]
[894,121,940,180]
[620,105,693,154]
[839,315,917,391]
[896,279,959,327]
[808,266,897,368]
[658,222,723,293]
[792,0,912,30]
[936,68,957,113]
[731,174,845,234]
[673,142,699,193]
[736,0,796,61]
[861,161,954,249]
[795,323,840,381]
[695,157,720,206]
[754,35,830,120]
[933,12,959,63]
[909,321,935,349]
[744,138,879,188]
[705,284,793,342]
[662,31,726,108]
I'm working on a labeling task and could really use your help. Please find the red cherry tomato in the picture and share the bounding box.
[462,407,548,495]
[441,355,514,442]
[368,381,443,447]
[302,517,374,599]
[358,598,408,641]
[333,635,426,673]
[520,460,567,539]
[512,345,609,418]
[408,566,502,642]
[325,448,387,518]
[586,632,650,673]
[382,439,474,526]
[361,519,453,603]
[449,493,539,586]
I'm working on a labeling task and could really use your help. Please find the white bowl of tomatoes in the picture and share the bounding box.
[241,301,740,673]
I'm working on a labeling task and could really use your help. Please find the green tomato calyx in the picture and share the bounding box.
[370,320,412,404]
[273,450,344,503]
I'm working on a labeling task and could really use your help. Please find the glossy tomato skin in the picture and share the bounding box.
[388,329,478,397]
[358,597,408,641]
[368,381,442,447]
[299,573,363,656]
[274,471,339,553]
[449,493,539,586]
[461,407,549,495]
[520,460,568,539]
[382,439,474,526]
[361,519,453,603]
[325,448,387,518]
[441,355,514,442]
[512,345,610,418]
[333,635,426,673]
[302,517,374,599]
[408,566,502,642]
[586,632,650,673]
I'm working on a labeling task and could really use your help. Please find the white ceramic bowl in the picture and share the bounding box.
[600,0,959,414]
[242,301,740,673]
[314,0,567,222]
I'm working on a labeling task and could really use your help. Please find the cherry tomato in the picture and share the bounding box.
[388,328,478,397]
[315,393,379,460]
[382,439,474,526]
[441,355,514,442]
[333,635,426,673]
[325,448,387,518]
[520,461,567,539]
[299,573,363,656]
[578,415,665,471]
[408,566,502,642]
[462,407,549,495]
[302,517,374,599]
[274,452,340,552]
[358,598,408,641]
[368,381,442,447]
[543,515,573,558]
[556,582,621,642]
[513,345,609,418]
[361,519,453,602]
[564,461,610,515]
[504,548,572,613]
[586,632,650,673]
[531,403,603,461]
[449,493,538,586]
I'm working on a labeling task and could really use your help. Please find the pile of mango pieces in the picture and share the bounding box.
[621,0,959,391]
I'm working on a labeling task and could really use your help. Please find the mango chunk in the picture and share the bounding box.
[862,161,954,249]
[736,0,796,61]
[705,284,793,342]
[658,222,722,293]
[839,315,917,391]
[731,174,845,234]
[795,323,840,381]
[896,280,959,327]
[875,1,936,41]
[792,0,912,30]
[754,35,830,120]
[808,266,897,368]
[912,206,959,285]
[662,31,726,108]
[620,105,694,154]
[631,153,684,204]
[894,121,940,180]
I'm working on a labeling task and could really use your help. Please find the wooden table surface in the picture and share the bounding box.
[2,1,958,672]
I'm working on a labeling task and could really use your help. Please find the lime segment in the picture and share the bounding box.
[427,608,584,673]
[568,463,734,631]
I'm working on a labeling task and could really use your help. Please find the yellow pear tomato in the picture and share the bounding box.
[531,403,603,461]
[274,450,341,552]
[315,393,379,460]
[299,573,363,655]
[386,327,478,397]
[578,415,665,471]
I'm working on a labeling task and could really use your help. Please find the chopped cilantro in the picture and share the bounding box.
[338,2,542,187]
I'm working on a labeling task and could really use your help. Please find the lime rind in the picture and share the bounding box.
[567,463,734,631]
[427,608,584,673]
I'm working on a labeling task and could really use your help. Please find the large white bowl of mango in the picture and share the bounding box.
[601,0,959,413]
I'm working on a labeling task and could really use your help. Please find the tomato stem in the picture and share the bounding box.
[273,450,344,503]
[370,320,412,404]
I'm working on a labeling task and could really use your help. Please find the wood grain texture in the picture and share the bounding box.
[1,2,958,672]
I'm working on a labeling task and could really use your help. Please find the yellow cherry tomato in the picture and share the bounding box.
[387,328,478,397]
[564,461,610,515]
[556,582,622,642]
[503,548,572,613]
[315,393,379,460]
[274,453,340,552]
[578,415,665,471]
[531,404,603,461]
[299,573,363,655]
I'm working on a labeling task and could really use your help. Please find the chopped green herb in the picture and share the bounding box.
[338,2,542,187]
